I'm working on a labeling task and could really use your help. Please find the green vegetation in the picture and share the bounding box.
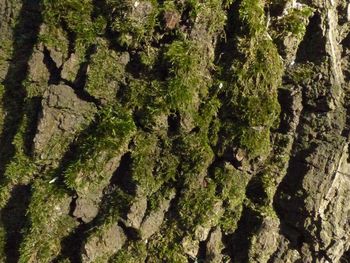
[111,241,147,263]
[19,180,77,263]
[106,0,159,48]
[0,0,293,261]
[85,39,128,102]
[42,0,106,55]
[272,5,314,40]
[213,163,250,233]
[64,104,136,193]
[218,0,283,160]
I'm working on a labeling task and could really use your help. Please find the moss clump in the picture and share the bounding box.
[105,0,158,48]
[64,104,136,193]
[175,134,214,184]
[129,132,161,194]
[19,181,77,263]
[0,113,39,204]
[85,39,129,102]
[213,163,250,233]
[111,241,147,263]
[164,40,207,111]
[178,182,222,230]
[218,0,283,160]
[42,0,106,55]
[272,5,314,40]
[147,222,187,262]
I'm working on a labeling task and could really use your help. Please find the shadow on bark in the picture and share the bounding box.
[1,185,31,263]
[0,1,42,261]
[0,0,42,175]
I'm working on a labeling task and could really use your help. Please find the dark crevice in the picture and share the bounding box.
[245,173,269,206]
[295,12,326,64]
[196,240,207,262]
[117,221,140,241]
[52,221,90,263]
[167,112,180,136]
[43,46,62,85]
[223,205,262,263]
[62,45,101,106]
[2,185,32,263]
[340,249,350,263]
[24,96,43,156]
[60,20,76,56]
[109,151,135,195]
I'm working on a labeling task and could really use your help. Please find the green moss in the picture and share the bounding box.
[218,0,283,160]
[174,133,214,183]
[64,104,136,193]
[130,132,160,194]
[272,5,314,40]
[111,241,147,263]
[147,222,187,262]
[239,0,265,35]
[96,188,133,228]
[178,182,221,230]
[2,114,38,185]
[106,0,159,48]
[42,0,106,55]
[85,39,128,102]
[213,163,249,233]
[288,63,314,83]
[19,180,77,263]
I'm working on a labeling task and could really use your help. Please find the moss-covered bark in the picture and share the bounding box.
[1,0,350,262]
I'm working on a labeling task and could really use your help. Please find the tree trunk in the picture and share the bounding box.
[0,0,350,262]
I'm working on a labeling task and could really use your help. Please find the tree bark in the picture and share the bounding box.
[0,0,350,262]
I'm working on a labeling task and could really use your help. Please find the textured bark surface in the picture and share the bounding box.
[0,0,350,262]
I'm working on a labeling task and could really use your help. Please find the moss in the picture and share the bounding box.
[288,63,314,83]
[106,0,159,48]
[178,182,221,230]
[272,5,314,40]
[19,180,77,263]
[213,163,249,233]
[147,185,174,213]
[95,188,133,228]
[64,104,136,193]
[2,113,38,186]
[218,0,283,160]
[110,241,147,263]
[85,39,128,102]
[129,132,160,194]
[0,40,13,79]
[139,46,159,69]
[147,222,187,262]
[174,133,214,184]
[164,39,208,111]
[42,0,106,55]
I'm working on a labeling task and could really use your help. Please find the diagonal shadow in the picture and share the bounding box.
[1,185,31,263]
[0,0,43,176]
[0,1,42,262]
